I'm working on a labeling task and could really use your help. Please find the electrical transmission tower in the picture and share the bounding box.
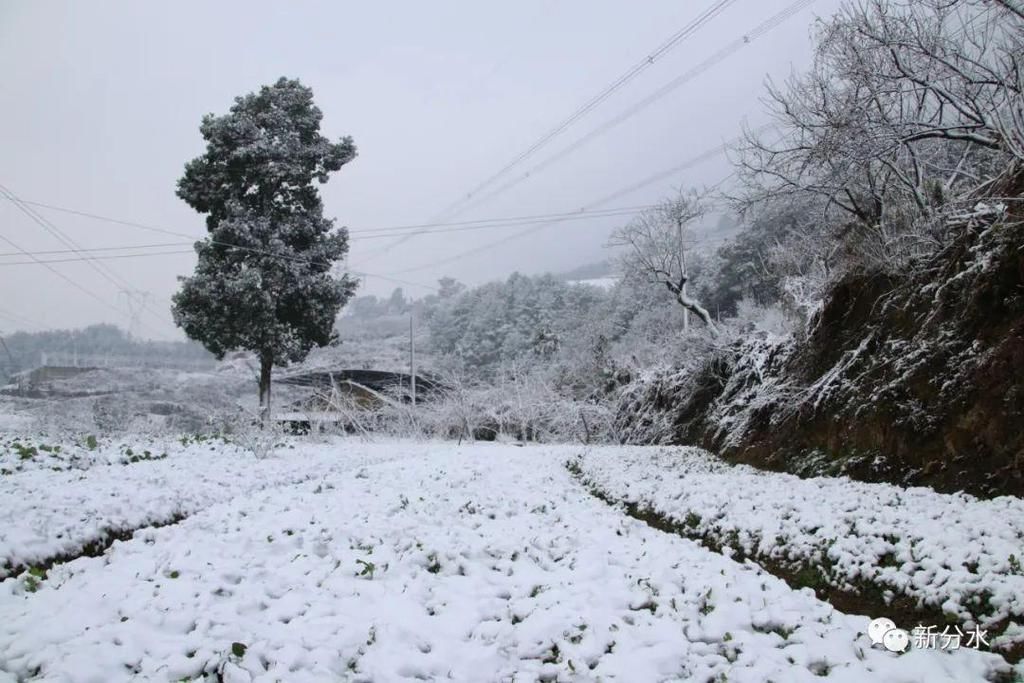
[119,290,152,340]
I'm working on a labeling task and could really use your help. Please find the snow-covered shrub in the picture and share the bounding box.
[219,408,289,459]
[312,359,621,445]
[732,298,794,339]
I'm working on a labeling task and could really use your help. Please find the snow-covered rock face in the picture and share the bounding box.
[0,441,1017,682]
[615,217,1024,500]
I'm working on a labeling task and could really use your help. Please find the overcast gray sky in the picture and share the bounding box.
[0,0,840,340]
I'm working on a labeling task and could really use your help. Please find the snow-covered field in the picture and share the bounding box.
[573,447,1024,657]
[0,439,1019,681]
[0,435,406,578]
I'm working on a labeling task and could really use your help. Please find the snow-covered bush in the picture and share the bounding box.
[222,408,290,459]
[310,359,621,445]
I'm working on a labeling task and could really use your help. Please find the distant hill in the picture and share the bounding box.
[555,260,614,282]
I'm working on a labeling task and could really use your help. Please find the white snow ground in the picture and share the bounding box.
[0,440,1018,682]
[0,435,405,578]
[573,447,1024,654]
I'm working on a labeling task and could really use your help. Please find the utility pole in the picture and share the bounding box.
[409,312,417,406]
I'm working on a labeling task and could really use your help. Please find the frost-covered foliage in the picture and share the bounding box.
[427,272,607,377]
[588,0,1024,482]
[616,203,1024,497]
[736,0,1024,278]
[612,325,792,447]
[172,77,358,418]
[311,361,619,445]
[404,249,797,447]
[173,209,355,362]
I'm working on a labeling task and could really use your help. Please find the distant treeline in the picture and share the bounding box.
[0,324,214,380]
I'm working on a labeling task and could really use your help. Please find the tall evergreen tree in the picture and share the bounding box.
[172,77,358,423]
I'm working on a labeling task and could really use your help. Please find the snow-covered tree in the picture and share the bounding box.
[437,276,466,300]
[347,295,386,320]
[609,191,718,334]
[427,273,607,377]
[386,287,408,314]
[172,77,358,423]
[736,0,1022,268]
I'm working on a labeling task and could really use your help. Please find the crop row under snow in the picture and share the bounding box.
[572,446,1024,653]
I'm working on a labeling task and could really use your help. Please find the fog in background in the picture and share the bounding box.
[0,0,840,340]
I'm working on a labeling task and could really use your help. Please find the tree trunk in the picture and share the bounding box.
[676,288,717,333]
[258,354,273,428]
[664,277,717,335]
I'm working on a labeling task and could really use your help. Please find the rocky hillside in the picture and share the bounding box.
[616,193,1024,499]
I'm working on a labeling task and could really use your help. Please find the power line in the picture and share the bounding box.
[1,195,443,291]
[351,209,641,239]
[352,205,654,235]
[0,187,737,292]
[1,185,144,298]
[2,194,365,271]
[0,206,656,259]
[351,270,438,291]
[10,199,200,241]
[0,249,196,266]
[0,184,168,337]
[362,0,738,261]
[584,133,754,209]
[10,197,659,240]
[0,243,437,290]
[442,0,737,209]
[0,229,130,321]
[455,0,817,216]
[0,143,755,292]
[0,242,188,258]
[380,131,756,276]
[360,0,812,261]
[0,246,437,290]
[0,129,765,291]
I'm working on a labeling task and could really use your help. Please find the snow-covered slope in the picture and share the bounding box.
[614,215,1024,500]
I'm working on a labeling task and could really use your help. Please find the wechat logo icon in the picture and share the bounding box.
[868,617,910,653]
